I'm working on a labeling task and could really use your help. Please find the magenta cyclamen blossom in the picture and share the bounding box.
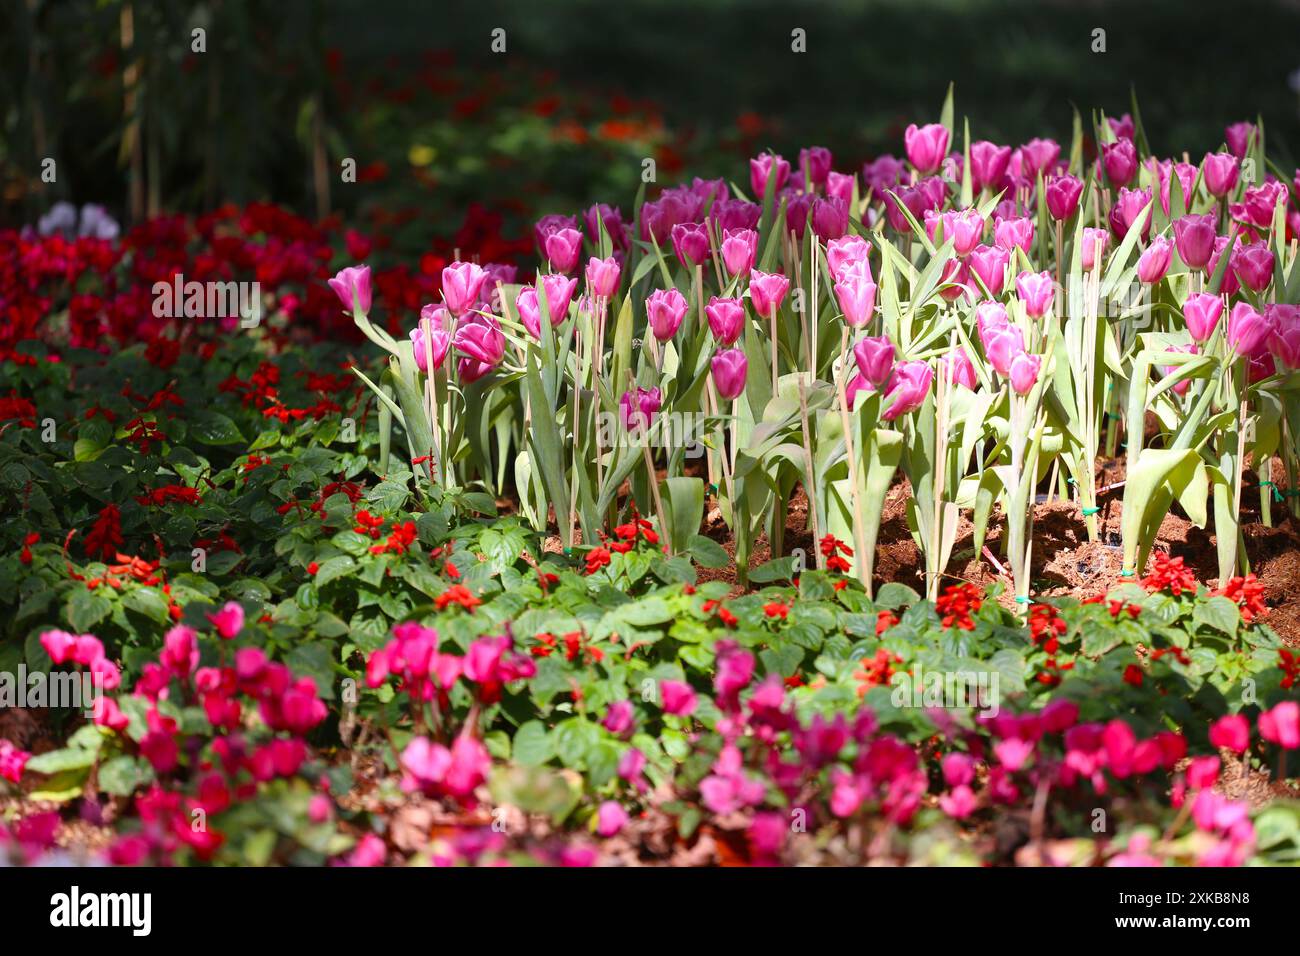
[1209,715,1250,753]
[749,270,790,317]
[705,296,746,345]
[1045,174,1084,221]
[749,152,791,198]
[207,602,245,640]
[619,386,662,433]
[904,123,949,173]
[1182,293,1224,343]
[720,228,758,276]
[833,269,878,328]
[881,360,933,420]
[853,335,895,390]
[711,348,748,401]
[1136,237,1173,285]
[596,801,629,837]
[1259,701,1300,749]
[441,262,489,317]
[327,265,372,316]
[660,679,698,716]
[585,256,622,298]
[1015,270,1055,318]
[1173,213,1217,270]
[645,287,688,341]
[602,699,635,737]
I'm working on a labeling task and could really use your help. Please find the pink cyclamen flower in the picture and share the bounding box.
[585,256,622,299]
[904,123,949,173]
[1227,302,1273,359]
[705,296,746,345]
[1231,242,1275,293]
[826,235,873,282]
[602,700,635,737]
[441,262,489,317]
[1201,152,1240,197]
[1259,701,1300,749]
[881,360,933,420]
[941,752,975,788]
[1101,139,1138,187]
[1172,213,1217,270]
[711,348,749,401]
[543,228,583,273]
[969,141,1012,192]
[1182,293,1224,343]
[750,152,791,198]
[749,270,790,317]
[1209,714,1250,753]
[833,270,878,328]
[938,785,978,819]
[660,679,698,716]
[1225,121,1256,159]
[596,801,629,837]
[40,629,78,665]
[1045,174,1084,221]
[720,228,758,276]
[645,288,688,341]
[161,625,199,678]
[1015,270,1055,318]
[1008,352,1042,396]
[1136,237,1173,284]
[327,265,372,316]
[1080,227,1110,270]
[207,602,244,640]
[852,335,895,390]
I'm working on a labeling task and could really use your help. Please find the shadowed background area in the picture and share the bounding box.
[4,0,1298,248]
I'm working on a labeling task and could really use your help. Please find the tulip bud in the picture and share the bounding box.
[328,265,373,316]
[1225,121,1256,160]
[1182,292,1224,343]
[1081,227,1110,270]
[1200,152,1240,198]
[720,228,759,276]
[750,152,791,198]
[969,141,1012,192]
[1267,304,1300,369]
[1207,237,1241,295]
[1227,302,1273,359]
[994,216,1035,254]
[1109,187,1153,242]
[983,325,1024,377]
[645,288,688,342]
[967,244,1010,296]
[799,146,833,187]
[852,336,895,390]
[1136,237,1173,284]
[442,262,489,317]
[1045,175,1084,221]
[1172,213,1217,270]
[711,348,748,401]
[940,347,979,390]
[1101,139,1138,188]
[705,296,746,345]
[543,228,584,274]
[671,221,711,268]
[1160,344,1198,396]
[833,271,878,328]
[826,171,855,203]
[1231,242,1275,293]
[904,123,949,174]
[620,386,662,433]
[976,302,1011,341]
[1015,270,1055,318]
[826,235,873,282]
[1019,138,1062,178]
[1008,352,1042,396]
[810,196,849,242]
[585,256,622,299]
[749,270,790,317]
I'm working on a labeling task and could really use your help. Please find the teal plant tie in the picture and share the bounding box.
[1260,480,1284,502]
[1014,595,1030,604]
[1119,569,1135,577]
[1082,506,1101,516]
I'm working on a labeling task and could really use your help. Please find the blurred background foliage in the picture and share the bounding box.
[4,0,1299,255]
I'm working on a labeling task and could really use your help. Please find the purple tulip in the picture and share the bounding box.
[711,199,762,233]
[711,348,748,401]
[1171,215,1215,271]
[1101,139,1138,188]
[967,244,1010,297]
[645,288,688,342]
[749,270,790,317]
[328,265,373,316]
[833,270,878,328]
[410,307,452,372]
[862,154,907,195]
[904,123,949,174]
[1227,302,1273,359]
[1015,270,1055,318]
[994,216,1035,254]
[852,335,895,390]
[811,196,849,242]
[883,185,928,232]
[620,386,662,433]
[543,228,583,274]
[880,360,933,420]
[799,146,833,187]
[705,296,746,345]
[750,152,791,198]
[1225,121,1257,159]
[1109,187,1153,242]
[940,347,978,390]
[1045,175,1084,221]
[826,171,855,203]
[534,214,580,259]
[671,221,711,268]
[1137,237,1173,285]
[983,325,1024,377]
[584,204,628,249]
[1183,292,1224,343]
[826,235,873,283]
[782,191,814,241]
[585,256,622,299]
[1008,352,1042,396]
[969,141,1013,192]
[1108,114,1136,141]
[1232,243,1275,293]
[1267,304,1300,369]
[721,228,758,277]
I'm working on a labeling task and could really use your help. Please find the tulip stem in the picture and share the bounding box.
[796,376,823,569]
[769,305,779,394]
[835,327,871,593]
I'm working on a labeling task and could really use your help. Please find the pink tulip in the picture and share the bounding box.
[1225,121,1256,159]
[749,270,790,317]
[811,196,849,241]
[711,198,761,232]
[1101,139,1138,187]
[660,679,698,715]
[1231,242,1275,293]
[994,216,1035,254]
[441,262,489,317]
[327,265,372,316]
[826,235,873,282]
[720,228,758,276]
[1045,174,1084,221]
[1109,187,1152,241]
[1235,182,1287,229]
[1227,302,1273,359]
[645,288,688,341]
[750,152,791,198]
[862,154,907,194]
[969,141,1012,192]
[671,221,711,268]
[1173,213,1217,270]
[207,601,244,640]
[827,171,855,203]
[1209,714,1250,753]
[1080,227,1110,271]
[1136,237,1173,284]
[1181,296,1225,348]
[1019,138,1062,178]
[904,123,950,173]
[798,146,833,187]
[975,302,1010,338]
[705,296,746,345]
[883,184,928,232]
[833,270,878,328]
[1108,113,1135,140]
[967,244,1009,296]
[543,228,583,273]
[853,336,895,390]
[1201,152,1240,198]
[1259,701,1300,749]
[454,312,506,382]
[1008,352,1042,395]
[619,386,662,433]
[881,360,933,420]
[1015,270,1055,318]
[940,347,978,390]
[1267,304,1300,368]
[1208,237,1240,294]
[711,348,748,401]
[1160,344,1199,396]
[982,325,1024,377]
[585,256,622,298]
